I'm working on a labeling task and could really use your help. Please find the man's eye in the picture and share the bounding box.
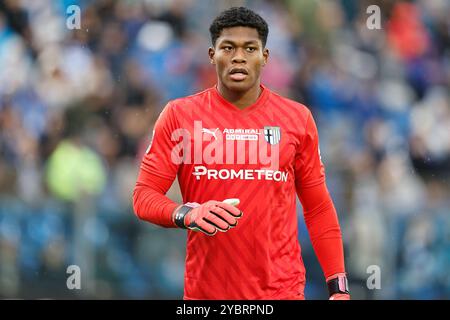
[223,46,233,51]
[246,47,256,52]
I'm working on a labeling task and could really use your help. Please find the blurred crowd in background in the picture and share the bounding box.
[0,0,448,299]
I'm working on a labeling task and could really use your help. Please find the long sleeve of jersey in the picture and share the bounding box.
[133,169,178,228]
[294,110,346,279]
[132,102,180,228]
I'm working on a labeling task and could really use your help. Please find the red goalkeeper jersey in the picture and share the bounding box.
[138,84,344,299]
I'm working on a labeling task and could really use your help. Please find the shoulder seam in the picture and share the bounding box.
[299,109,312,154]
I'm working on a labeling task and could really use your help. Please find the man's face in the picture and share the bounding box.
[209,26,269,93]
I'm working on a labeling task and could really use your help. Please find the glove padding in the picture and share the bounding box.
[183,200,243,236]
[329,293,350,300]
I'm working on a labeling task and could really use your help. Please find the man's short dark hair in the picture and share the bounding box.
[209,7,269,47]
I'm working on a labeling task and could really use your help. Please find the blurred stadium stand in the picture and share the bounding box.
[0,0,448,299]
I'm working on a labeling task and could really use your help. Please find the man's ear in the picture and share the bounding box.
[262,48,269,66]
[208,47,215,64]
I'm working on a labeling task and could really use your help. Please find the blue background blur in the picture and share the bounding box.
[0,0,448,299]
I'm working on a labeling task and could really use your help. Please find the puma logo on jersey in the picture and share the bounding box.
[202,128,219,140]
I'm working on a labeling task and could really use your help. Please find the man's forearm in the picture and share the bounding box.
[297,182,346,278]
[133,168,179,228]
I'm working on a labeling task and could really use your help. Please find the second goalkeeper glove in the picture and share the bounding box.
[172,198,243,236]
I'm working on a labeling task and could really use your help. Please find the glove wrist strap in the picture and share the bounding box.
[173,203,196,229]
[327,275,349,297]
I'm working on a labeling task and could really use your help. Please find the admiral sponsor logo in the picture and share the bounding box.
[223,128,261,141]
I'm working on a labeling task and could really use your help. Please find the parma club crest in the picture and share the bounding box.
[264,126,281,145]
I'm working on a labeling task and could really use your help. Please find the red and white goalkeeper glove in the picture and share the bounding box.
[326,273,351,300]
[172,198,242,236]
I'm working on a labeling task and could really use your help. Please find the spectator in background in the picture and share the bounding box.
[46,106,106,203]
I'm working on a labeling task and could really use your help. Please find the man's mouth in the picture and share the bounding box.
[229,68,248,81]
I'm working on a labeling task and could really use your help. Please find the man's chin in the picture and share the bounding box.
[223,81,253,93]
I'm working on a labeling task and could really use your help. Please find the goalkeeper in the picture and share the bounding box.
[133,7,349,300]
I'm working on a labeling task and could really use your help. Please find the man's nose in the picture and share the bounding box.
[232,48,247,64]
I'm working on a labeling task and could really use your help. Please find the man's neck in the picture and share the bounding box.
[217,82,262,110]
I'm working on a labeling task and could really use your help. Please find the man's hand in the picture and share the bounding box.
[173,199,243,236]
